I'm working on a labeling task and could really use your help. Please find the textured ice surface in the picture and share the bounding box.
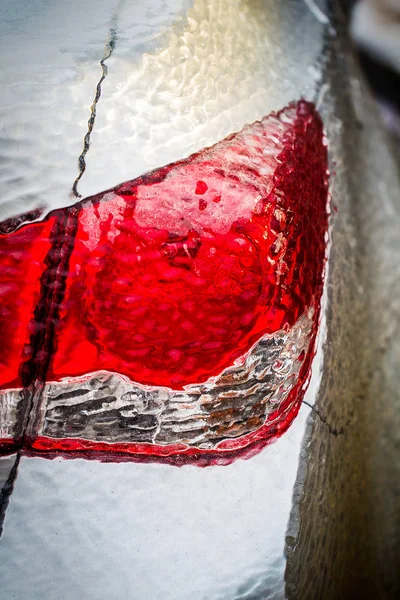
[0,407,313,600]
[34,311,312,448]
[0,0,325,218]
[0,390,24,442]
[0,0,189,221]
[81,0,326,197]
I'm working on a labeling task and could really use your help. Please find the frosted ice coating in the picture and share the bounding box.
[31,310,313,449]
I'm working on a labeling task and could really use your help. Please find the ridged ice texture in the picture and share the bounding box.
[0,0,122,221]
[33,311,312,449]
[0,391,24,442]
[80,0,325,196]
[0,0,189,221]
[0,0,325,220]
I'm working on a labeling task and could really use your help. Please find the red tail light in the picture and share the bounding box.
[0,100,328,465]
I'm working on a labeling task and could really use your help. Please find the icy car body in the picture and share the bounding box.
[0,1,399,599]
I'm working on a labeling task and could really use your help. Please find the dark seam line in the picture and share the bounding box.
[14,207,80,450]
[71,27,117,198]
[0,453,21,537]
[0,208,79,538]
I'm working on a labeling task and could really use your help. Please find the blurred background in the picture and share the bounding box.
[349,0,400,154]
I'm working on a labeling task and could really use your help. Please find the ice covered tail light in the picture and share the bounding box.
[0,100,328,464]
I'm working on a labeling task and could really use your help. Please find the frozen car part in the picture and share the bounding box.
[0,100,328,464]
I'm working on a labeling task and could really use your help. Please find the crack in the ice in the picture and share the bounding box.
[72,28,117,198]
[302,400,345,436]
